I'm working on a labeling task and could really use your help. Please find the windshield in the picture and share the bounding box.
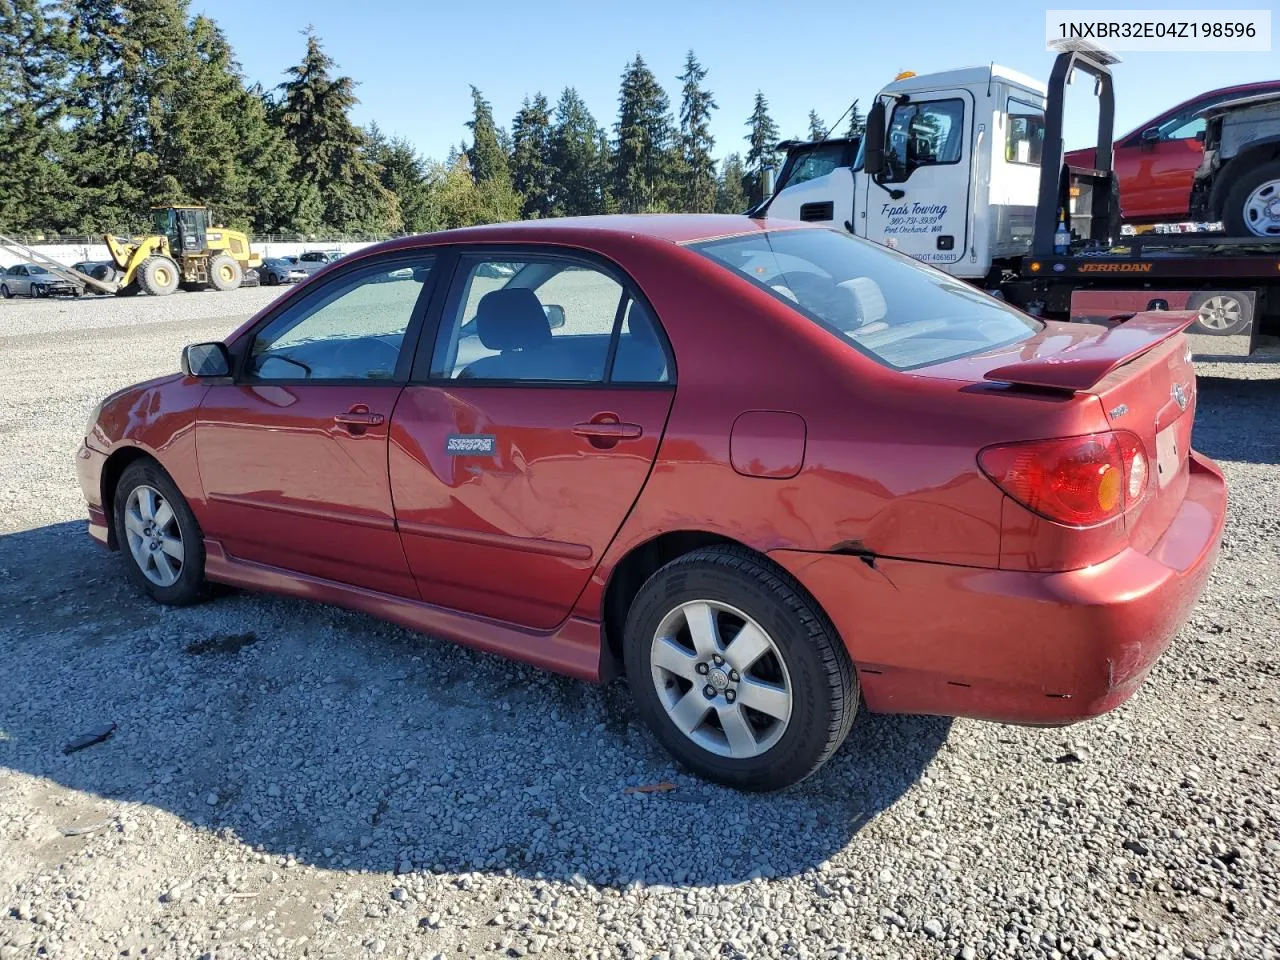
[692,229,1041,370]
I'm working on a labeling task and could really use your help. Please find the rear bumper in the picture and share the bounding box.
[75,440,111,547]
[770,451,1226,725]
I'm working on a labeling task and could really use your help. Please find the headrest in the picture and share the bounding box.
[475,288,552,351]
[627,300,658,344]
[838,277,888,326]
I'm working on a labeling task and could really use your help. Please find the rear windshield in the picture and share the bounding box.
[691,228,1041,370]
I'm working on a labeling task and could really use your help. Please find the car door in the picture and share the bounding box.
[1117,98,1220,221]
[862,92,973,268]
[389,250,676,630]
[11,266,30,296]
[195,252,437,597]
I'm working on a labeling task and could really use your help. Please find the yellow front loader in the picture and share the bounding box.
[103,205,262,297]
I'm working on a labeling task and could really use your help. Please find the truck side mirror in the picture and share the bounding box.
[864,101,887,177]
[1140,126,1161,144]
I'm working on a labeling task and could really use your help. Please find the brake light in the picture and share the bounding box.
[978,431,1148,526]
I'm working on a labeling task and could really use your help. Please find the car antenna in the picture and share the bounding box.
[748,98,858,220]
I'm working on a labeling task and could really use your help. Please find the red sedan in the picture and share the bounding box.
[1067,80,1280,224]
[77,216,1226,791]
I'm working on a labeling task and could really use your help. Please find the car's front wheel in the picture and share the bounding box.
[113,460,207,605]
[623,546,857,791]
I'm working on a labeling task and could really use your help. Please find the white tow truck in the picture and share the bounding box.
[757,41,1278,351]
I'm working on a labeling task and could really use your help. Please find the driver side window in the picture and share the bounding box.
[885,98,964,181]
[246,255,434,381]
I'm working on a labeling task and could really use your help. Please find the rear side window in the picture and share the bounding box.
[692,228,1041,371]
[1007,98,1045,165]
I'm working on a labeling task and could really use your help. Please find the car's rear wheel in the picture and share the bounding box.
[0,284,11,299]
[113,460,207,605]
[623,546,857,791]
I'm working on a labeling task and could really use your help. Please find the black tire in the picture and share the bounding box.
[623,545,857,791]
[208,253,243,292]
[32,283,45,298]
[1187,291,1252,336]
[1,284,11,299]
[265,271,279,286]
[116,282,140,297]
[138,256,180,297]
[112,459,207,606]
[1221,158,1280,239]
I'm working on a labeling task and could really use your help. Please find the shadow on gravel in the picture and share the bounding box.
[0,521,950,889]
[1193,376,1280,466]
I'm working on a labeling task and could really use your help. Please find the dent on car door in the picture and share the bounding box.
[389,253,676,630]
[195,253,437,597]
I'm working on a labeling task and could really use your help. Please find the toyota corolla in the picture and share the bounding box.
[76,215,1226,791]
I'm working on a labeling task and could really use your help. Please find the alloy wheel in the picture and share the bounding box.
[123,484,184,587]
[1196,294,1244,332]
[649,599,792,760]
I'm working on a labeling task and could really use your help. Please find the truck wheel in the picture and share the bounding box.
[208,254,243,292]
[138,256,180,296]
[1188,291,1252,336]
[1222,159,1280,239]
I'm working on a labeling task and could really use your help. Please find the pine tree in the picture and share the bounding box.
[744,90,780,205]
[58,0,148,232]
[807,110,827,141]
[549,87,610,217]
[846,101,865,137]
[0,0,74,233]
[676,50,716,213]
[466,86,510,186]
[366,123,433,234]
[277,28,394,235]
[613,54,676,213]
[715,153,748,214]
[510,93,552,219]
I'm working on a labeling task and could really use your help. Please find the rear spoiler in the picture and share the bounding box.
[984,311,1194,392]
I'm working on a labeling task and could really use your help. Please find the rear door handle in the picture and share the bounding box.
[334,405,385,427]
[572,421,643,440]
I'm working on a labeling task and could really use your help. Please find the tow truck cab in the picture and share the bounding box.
[763,41,1277,352]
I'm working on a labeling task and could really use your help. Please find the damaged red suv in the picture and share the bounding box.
[77,216,1225,791]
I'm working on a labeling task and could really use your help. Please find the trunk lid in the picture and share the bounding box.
[914,312,1199,550]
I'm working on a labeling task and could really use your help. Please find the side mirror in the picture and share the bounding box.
[864,101,887,177]
[1140,126,1161,144]
[543,304,566,330]
[1194,130,1206,143]
[181,342,231,378]
[761,166,776,198]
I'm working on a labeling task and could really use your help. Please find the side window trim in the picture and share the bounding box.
[409,245,676,389]
[231,250,439,386]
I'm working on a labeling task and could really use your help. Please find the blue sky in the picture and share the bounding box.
[194,0,1277,163]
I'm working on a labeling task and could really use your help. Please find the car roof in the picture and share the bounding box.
[374,214,805,252]
[1128,80,1280,133]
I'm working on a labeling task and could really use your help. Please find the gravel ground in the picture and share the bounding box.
[1,292,1278,960]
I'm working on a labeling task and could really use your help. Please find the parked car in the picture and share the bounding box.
[1,263,80,298]
[260,257,309,286]
[294,250,343,273]
[76,215,1225,791]
[1066,80,1280,225]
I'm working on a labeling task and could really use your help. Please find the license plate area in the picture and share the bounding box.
[1155,422,1183,488]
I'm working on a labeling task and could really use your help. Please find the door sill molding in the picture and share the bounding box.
[203,540,605,682]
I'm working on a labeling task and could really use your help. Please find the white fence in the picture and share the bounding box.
[0,240,381,270]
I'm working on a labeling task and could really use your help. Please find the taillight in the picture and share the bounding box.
[978,431,1149,527]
